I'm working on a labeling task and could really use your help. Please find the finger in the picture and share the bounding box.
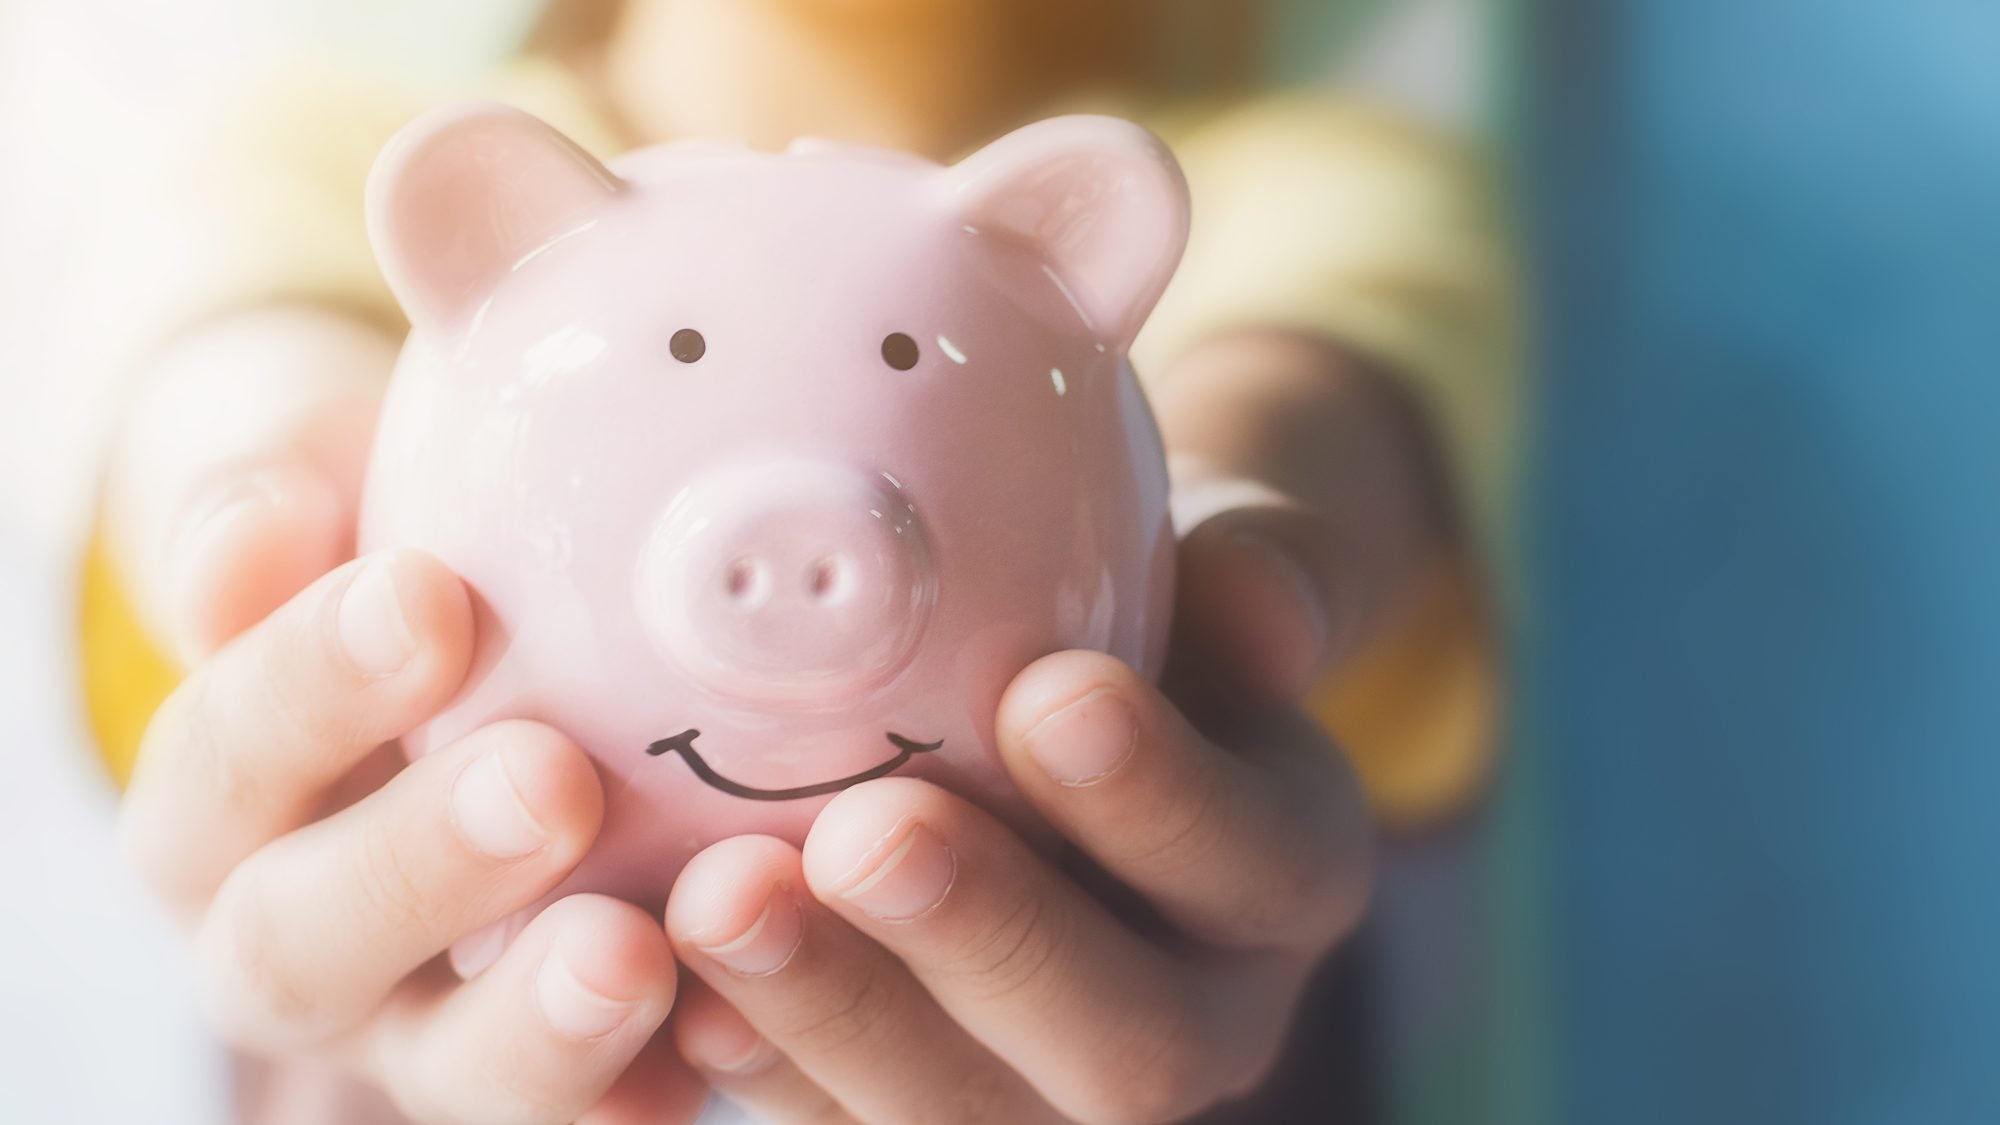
[671,980,852,1124]
[1169,483,1349,705]
[578,1026,713,1125]
[666,835,1047,1124]
[1152,330,1454,702]
[103,306,392,660]
[363,895,681,1125]
[194,721,603,1048]
[997,650,1372,956]
[803,780,1243,1125]
[120,549,475,914]
[166,457,352,662]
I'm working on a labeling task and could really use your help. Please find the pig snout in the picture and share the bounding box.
[639,460,935,706]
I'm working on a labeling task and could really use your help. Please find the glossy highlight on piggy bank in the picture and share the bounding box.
[358,103,1188,942]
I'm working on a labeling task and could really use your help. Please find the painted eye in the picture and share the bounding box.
[670,328,706,363]
[880,332,920,371]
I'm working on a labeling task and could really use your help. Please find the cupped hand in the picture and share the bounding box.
[110,310,705,1124]
[118,551,699,1124]
[660,330,1428,1123]
[664,650,1370,1123]
[101,305,394,665]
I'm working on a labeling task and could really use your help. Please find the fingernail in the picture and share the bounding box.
[172,480,272,567]
[1022,688,1138,787]
[536,940,639,1041]
[1164,461,1290,537]
[1232,532,1335,670]
[336,555,415,676]
[167,478,283,612]
[448,920,513,979]
[835,823,956,922]
[694,891,803,977]
[450,747,549,859]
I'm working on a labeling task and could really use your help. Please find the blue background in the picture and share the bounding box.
[1518,1,2000,1121]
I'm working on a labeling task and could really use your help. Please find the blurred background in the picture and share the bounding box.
[3,0,1996,1123]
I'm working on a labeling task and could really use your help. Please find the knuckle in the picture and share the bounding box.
[114,807,202,921]
[1239,817,1350,952]
[392,1017,571,1125]
[189,696,274,817]
[199,876,328,1045]
[1218,1028,1288,1105]
[352,814,435,941]
[396,1081,518,1125]
[151,676,267,814]
[1306,848,1372,955]
[259,638,365,758]
[1147,772,1232,876]
[1270,735,1377,949]
[1159,752,1367,954]
[930,1065,1031,1125]
[1274,789,1374,955]
[938,891,1066,1005]
[457,1059,570,1125]
[118,678,280,925]
[780,955,898,1056]
[1070,996,1218,1125]
[115,732,187,893]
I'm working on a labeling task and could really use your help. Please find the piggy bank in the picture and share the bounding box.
[359,103,1187,949]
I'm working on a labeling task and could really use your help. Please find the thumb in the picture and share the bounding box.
[103,308,392,665]
[163,456,354,663]
[1167,461,1353,707]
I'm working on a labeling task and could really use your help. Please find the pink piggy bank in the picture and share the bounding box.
[358,104,1188,952]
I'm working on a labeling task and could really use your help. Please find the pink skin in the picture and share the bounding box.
[358,104,1189,960]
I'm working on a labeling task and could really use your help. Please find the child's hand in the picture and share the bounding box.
[657,329,1423,1121]
[1155,329,1455,707]
[118,550,700,1124]
[101,306,399,665]
[108,307,717,1122]
[661,656,1368,1123]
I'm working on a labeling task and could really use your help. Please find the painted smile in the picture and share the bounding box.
[645,729,944,801]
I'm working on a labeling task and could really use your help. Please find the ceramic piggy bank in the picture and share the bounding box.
[359,103,1187,945]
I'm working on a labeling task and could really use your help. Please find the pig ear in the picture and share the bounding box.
[366,102,622,328]
[942,116,1190,347]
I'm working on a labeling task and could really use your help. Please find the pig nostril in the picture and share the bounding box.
[641,461,937,702]
[807,555,852,605]
[724,556,768,607]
